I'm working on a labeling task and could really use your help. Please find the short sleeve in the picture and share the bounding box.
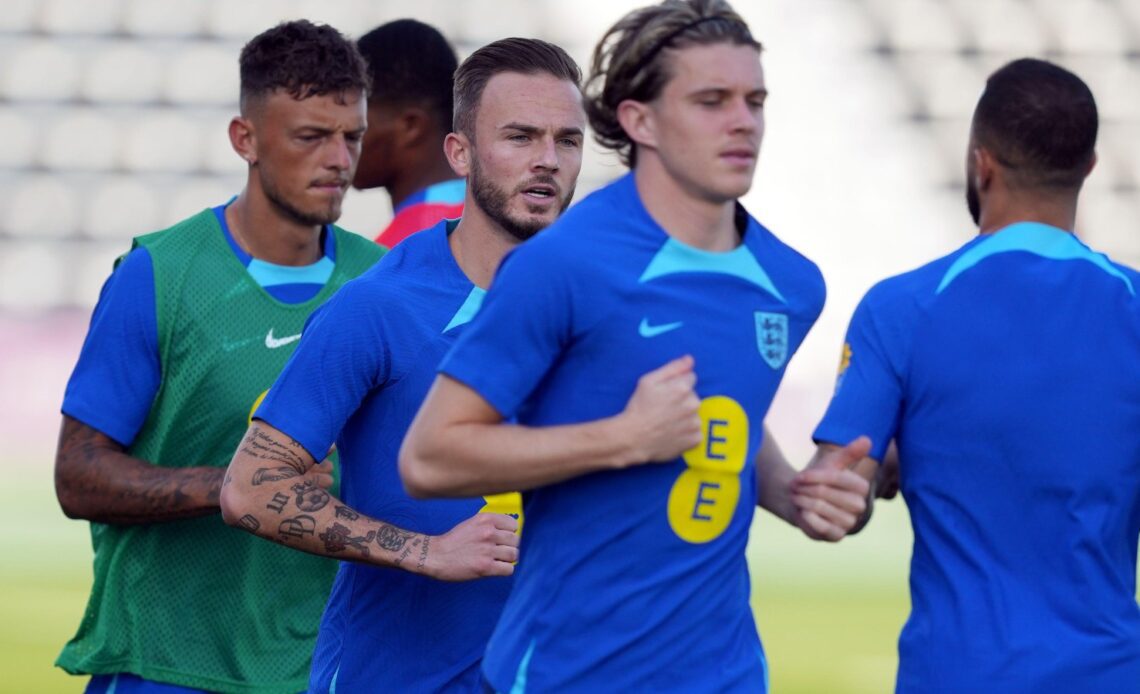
[439,241,572,418]
[812,288,906,461]
[61,247,161,447]
[254,280,391,461]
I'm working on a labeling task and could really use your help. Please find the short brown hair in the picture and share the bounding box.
[585,0,759,167]
[239,20,369,111]
[453,38,581,139]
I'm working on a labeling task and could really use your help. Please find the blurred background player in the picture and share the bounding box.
[354,19,465,247]
[400,1,870,691]
[52,20,383,694]
[813,58,1140,692]
[220,38,585,693]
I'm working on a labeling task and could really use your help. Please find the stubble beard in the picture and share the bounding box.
[469,155,574,242]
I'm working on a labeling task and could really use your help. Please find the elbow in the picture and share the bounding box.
[218,482,249,529]
[54,461,94,521]
[55,486,89,521]
[398,438,445,499]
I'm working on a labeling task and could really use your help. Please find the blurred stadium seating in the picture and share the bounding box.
[0,0,1136,312]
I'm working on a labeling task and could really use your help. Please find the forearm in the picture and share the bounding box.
[55,415,224,524]
[401,415,639,498]
[221,423,434,573]
[755,425,799,525]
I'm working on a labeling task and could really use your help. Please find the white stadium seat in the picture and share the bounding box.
[294,0,367,35]
[164,45,240,106]
[455,0,542,45]
[953,0,1050,54]
[205,0,297,40]
[1,42,81,102]
[123,0,208,37]
[164,178,238,228]
[81,45,165,104]
[3,175,79,239]
[121,112,204,173]
[0,242,69,311]
[41,111,120,171]
[1034,0,1129,55]
[871,0,965,52]
[202,121,246,176]
[84,177,160,240]
[39,0,123,35]
[0,0,38,33]
[0,110,38,168]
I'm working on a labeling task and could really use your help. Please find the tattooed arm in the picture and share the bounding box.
[220,421,519,581]
[54,415,225,524]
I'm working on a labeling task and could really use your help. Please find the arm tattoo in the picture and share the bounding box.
[278,514,316,540]
[417,536,431,572]
[238,425,310,475]
[238,514,260,532]
[292,480,330,512]
[394,537,420,568]
[251,467,300,485]
[267,492,289,513]
[334,505,359,521]
[319,523,375,556]
[375,525,412,552]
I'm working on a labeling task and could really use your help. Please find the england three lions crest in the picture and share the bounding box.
[755,312,787,369]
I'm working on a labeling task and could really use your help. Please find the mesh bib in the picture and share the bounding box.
[57,209,383,692]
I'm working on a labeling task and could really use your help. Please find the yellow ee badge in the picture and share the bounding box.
[667,396,748,544]
[480,492,524,535]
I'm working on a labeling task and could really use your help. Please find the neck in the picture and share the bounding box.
[387,148,458,210]
[977,188,1079,235]
[447,196,522,289]
[633,156,738,251]
[226,184,324,266]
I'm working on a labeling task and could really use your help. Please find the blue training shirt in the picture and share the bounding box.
[62,203,338,447]
[254,219,514,694]
[814,222,1140,692]
[440,173,826,693]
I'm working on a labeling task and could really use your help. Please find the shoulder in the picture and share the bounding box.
[859,247,968,321]
[132,208,218,253]
[745,216,826,312]
[331,225,445,308]
[332,225,386,265]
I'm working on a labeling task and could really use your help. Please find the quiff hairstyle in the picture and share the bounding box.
[452,37,581,140]
[584,0,759,167]
[239,20,369,112]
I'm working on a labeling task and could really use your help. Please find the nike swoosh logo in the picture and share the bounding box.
[265,329,302,349]
[638,318,683,338]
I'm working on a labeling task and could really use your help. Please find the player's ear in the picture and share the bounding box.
[444,131,471,177]
[616,99,657,150]
[973,147,995,192]
[230,116,257,166]
[397,106,431,149]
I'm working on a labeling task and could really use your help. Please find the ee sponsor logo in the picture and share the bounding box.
[479,492,524,535]
[667,395,748,544]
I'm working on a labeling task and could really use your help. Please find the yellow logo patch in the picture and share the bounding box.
[479,492,524,535]
[838,342,852,377]
[667,396,748,544]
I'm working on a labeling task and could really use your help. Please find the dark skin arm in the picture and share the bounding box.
[54,414,225,524]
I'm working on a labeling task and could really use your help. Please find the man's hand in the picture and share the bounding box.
[616,355,702,464]
[420,513,520,581]
[791,437,872,541]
